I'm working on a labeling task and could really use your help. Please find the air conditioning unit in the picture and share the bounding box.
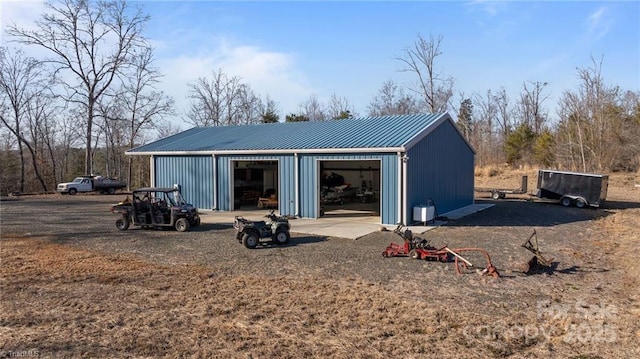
[413,205,435,225]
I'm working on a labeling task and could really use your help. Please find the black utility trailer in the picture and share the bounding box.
[475,175,528,200]
[536,169,608,208]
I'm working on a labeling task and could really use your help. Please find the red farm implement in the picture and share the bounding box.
[381,225,500,278]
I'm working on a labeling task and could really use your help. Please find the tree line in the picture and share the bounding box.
[1,0,638,195]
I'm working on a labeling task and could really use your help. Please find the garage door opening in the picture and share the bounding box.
[232,160,278,210]
[319,160,380,219]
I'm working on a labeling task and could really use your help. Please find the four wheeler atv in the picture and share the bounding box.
[234,210,291,249]
[111,187,200,232]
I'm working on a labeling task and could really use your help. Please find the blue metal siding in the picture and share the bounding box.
[381,154,401,225]
[153,156,214,210]
[216,154,296,216]
[406,119,474,218]
[298,153,399,224]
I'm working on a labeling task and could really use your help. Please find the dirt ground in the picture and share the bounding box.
[1,169,639,358]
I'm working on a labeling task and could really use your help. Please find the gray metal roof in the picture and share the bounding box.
[128,113,454,155]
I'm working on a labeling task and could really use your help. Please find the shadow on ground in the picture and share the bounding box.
[238,235,328,250]
[447,199,613,227]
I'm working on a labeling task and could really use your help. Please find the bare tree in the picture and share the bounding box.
[298,95,327,121]
[518,81,550,135]
[472,90,500,166]
[0,47,50,192]
[187,69,254,126]
[397,33,454,113]
[327,93,356,119]
[234,84,262,125]
[367,80,420,116]
[7,0,151,176]
[155,119,183,139]
[556,57,626,172]
[116,46,173,187]
[494,87,513,140]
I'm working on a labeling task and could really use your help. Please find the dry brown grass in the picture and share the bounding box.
[0,237,496,358]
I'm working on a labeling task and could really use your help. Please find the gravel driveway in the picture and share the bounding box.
[1,194,605,283]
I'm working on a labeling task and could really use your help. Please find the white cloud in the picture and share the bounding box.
[586,6,611,41]
[156,38,313,121]
[0,0,45,46]
[467,0,507,17]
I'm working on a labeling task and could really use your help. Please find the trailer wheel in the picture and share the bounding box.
[116,217,130,231]
[273,229,290,245]
[560,197,572,207]
[575,198,587,208]
[107,187,116,195]
[242,232,259,249]
[68,188,77,195]
[175,218,190,232]
[491,191,501,200]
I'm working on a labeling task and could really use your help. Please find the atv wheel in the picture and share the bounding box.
[116,217,130,231]
[175,218,190,232]
[242,232,259,249]
[273,229,290,245]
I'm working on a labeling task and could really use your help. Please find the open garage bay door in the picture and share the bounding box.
[319,160,381,219]
[232,160,278,210]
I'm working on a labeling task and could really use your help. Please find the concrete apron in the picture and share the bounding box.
[200,203,494,240]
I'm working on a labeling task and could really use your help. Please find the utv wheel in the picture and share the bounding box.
[175,218,190,232]
[107,187,116,195]
[273,229,290,245]
[560,197,572,207]
[68,188,77,195]
[116,217,130,231]
[191,215,201,227]
[242,232,259,249]
[575,198,587,208]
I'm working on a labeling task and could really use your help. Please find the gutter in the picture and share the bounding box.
[126,146,405,156]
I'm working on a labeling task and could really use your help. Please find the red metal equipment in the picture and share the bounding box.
[449,247,500,278]
[408,247,450,262]
[381,239,411,258]
[381,230,500,278]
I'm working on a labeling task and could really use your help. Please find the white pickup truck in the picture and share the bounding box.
[57,176,127,195]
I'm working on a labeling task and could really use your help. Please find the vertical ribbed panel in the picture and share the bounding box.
[406,120,474,216]
[298,153,399,224]
[154,156,214,210]
[216,154,296,216]
[381,154,400,225]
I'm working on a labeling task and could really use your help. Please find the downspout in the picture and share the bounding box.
[397,152,403,225]
[294,152,299,217]
[149,155,155,187]
[402,153,408,225]
[212,154,217,210]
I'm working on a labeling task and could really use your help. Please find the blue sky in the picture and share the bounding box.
[2,0,639,127]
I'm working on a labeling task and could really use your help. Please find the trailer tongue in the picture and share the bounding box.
[475,175,528,200]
